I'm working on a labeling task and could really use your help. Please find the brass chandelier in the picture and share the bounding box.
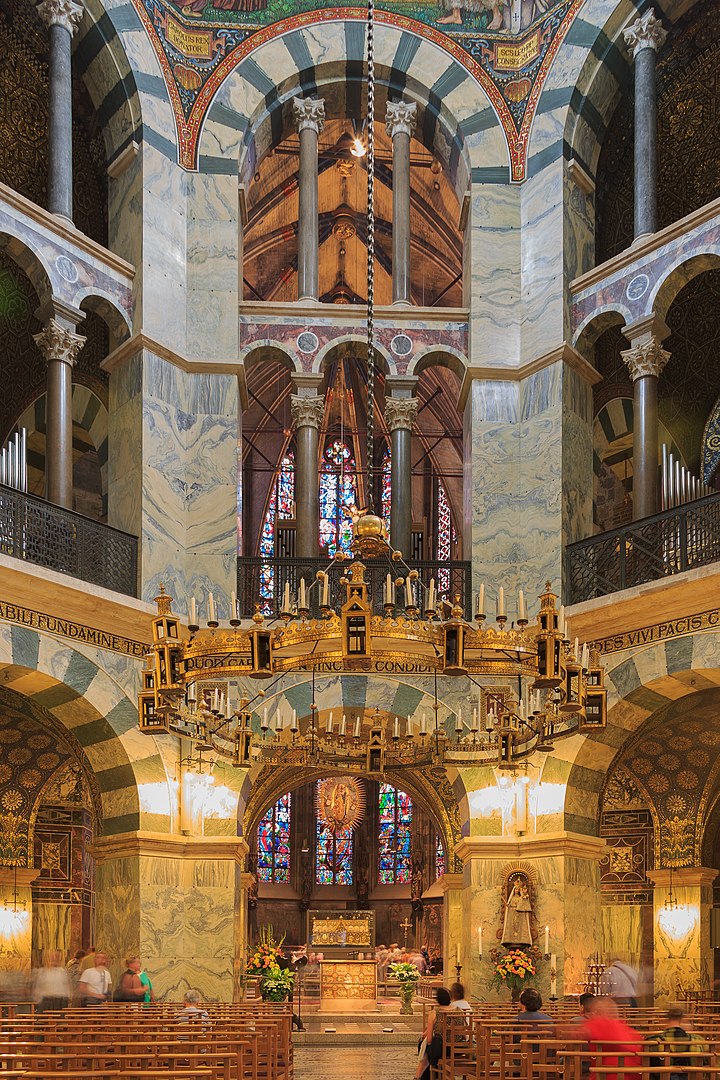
[136,0,606,771]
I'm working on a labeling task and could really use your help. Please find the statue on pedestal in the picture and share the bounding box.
[501,878,533,947]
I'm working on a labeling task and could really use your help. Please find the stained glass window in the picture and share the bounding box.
[378,784,412,884]
[256,793,292,883]
[436,481,457,595]
[315,781,353,885]
[435,835,445,879]
[260,454,295,602]
[381,447,392,533]
[319,440,357,556]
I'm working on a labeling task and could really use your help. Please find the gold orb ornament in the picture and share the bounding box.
[351,512,389,557]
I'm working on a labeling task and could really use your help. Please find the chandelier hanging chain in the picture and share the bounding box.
[365,0,376,514]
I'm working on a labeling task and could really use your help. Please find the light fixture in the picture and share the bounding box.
[0,864,30,938]
[136,0,606,772]
[350,137,366,157]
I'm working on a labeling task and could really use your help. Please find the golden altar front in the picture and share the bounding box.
[319,960,378,1012]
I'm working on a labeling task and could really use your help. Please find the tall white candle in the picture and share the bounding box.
[353,716,361,738]
[477,583,485,616]
[558,605,566,637]
[291,708,297,731]
[406,715,412,738]
[321,573,330,607]
[455,943,460,964]
[455,708,463,734]
[189,597,197,625]
[225,694,233,719]
[471,708,479,733]
[262,707,268,730]
[298,579,307,609]
[427,578,436,612]
[420,713,427,736]
[393,717,399,739]
[385,573,393,606]
[544,926,549,955]
[339,714,346,737]
[208,592,216,623]
[326,711,333,734]
[477,926,483,958]
[518,589,526,622]
[231,592,237,620]
[497,586,505,618]
[283,581,291,613]
[405,577,413,608]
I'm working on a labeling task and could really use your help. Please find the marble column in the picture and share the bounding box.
[439,872,464,977]
[33,317,86,509]
[94,833,248,1002]
[384,395,418,556]
[293,97,325,302]
[385,101,417,306]
[646,867,717,1004]
[290,392,324,558]
[623,10,667,241]
[37,0,84,222]
[621,332,670,519]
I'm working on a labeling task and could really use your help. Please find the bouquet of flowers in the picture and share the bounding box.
[489,947,537,996]
[388,961,421,985]
[246,925,286,976]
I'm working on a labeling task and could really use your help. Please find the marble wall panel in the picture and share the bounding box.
[185,173,239,362]
[465,184,521,367]
[520,161,564,363]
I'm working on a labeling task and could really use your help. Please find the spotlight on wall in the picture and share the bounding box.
[351,138,366,157]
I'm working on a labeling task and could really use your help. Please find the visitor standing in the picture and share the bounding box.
[78,951,112,1005]
[602,958,639,1007]
[116,956,154,1002]
[34,951,71,1011]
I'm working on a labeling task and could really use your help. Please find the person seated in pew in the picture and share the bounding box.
[516,988,553,1025]
[176,989,210,1028]
[416,986,452,1080]
[646,1005,709,1080]
[449,982,472,1016]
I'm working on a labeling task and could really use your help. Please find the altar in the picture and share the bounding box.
[319,960,377,1012]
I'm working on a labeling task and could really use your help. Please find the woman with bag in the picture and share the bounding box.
[115,956,155,1003]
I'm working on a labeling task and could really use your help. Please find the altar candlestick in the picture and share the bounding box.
[477,926,483,958]
[550,954,557,998]
[544,926,550,955]
[207,592,216,624]
[455,943,460,964]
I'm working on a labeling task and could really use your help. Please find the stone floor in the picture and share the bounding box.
[295,1043,416,1078]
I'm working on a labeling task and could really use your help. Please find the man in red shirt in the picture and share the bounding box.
[583,998,642,1080]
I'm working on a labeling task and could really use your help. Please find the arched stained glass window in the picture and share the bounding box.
[435,835,445,879]
[315,780,353,885]
[381,447,392,533]
[378,784,412,884]
[437,481,457,595]
[319,440,357,556]
[260,454,295,601]
[256,793,292,882]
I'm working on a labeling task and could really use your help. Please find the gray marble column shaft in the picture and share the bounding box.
[293,97,325,302]
[624,10,667,240]
[291,395,324,558]
[621,335,670,520]
[385,397,418,556]
[386,101,417,305]
[38,0,84,222]
[33,318,86,509]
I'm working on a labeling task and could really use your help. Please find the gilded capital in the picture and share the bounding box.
[384,397,418,432]
[621,337,670,381]
[293,97,325,136]
[386,100,418,140]
[623,10,667,58]
[33,319,86,366]
[290,394,325,431]
[37,0,84,31]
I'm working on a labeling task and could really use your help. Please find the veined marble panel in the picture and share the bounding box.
[466,184,521,367]
[520,161,565,363]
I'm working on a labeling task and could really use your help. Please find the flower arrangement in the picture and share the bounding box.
[388,961,421,984]
[259,964,295,1002]
[489,947,537,998]
[246,925,286,977]
[389,961,421,1014]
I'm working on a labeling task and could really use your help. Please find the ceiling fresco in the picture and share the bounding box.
[130,0,583,176]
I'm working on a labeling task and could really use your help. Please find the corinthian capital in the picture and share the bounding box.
[623,10,667,58]
[33,319,86,365]
[384,397,418,432]
[621,337,670,381]
[386,100,418,140]
[293,97,325,136]
[290,394,324,431]
[37,0,84,31]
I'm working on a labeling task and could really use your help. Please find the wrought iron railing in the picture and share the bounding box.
[0,483,139,597]
[237,556,472,617]
[565,491,720,604]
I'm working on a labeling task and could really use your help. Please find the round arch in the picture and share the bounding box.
[314,336,392,376]
[239,341,300,371]
[651,252,720,324]
[0,232,53,312]
[0,623,171,833]
[241,762,464,875]
[197,26,502,184]
[563,629,720,836]
[407,346,467,382]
